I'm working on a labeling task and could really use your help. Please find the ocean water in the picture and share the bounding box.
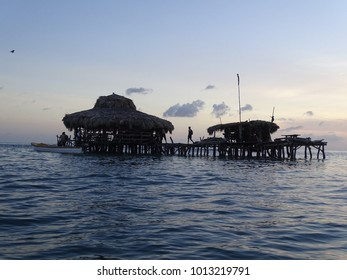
[0,144,346,260]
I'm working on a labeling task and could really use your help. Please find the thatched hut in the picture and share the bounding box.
[207,120,279,143]
[62,94,174,152]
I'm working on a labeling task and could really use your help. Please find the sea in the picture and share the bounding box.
[0,143,346,260]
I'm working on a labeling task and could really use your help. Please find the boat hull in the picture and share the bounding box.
[31,143,83,154]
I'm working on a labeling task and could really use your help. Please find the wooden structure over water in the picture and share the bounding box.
[62,93,174,155]
[161,135,326,160]
[67,134,326,159]
[61,95,326,160]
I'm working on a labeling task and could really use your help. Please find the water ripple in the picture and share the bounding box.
[1,145,347,259]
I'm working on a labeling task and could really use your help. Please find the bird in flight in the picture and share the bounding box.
[10,50,15,53]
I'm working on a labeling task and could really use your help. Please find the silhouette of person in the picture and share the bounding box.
[188,126,194,144]
[59,132,69,146]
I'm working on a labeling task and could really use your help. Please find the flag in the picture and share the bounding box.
[237,73,240,86]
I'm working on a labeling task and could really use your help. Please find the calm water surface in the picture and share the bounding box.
[0,144,346,259]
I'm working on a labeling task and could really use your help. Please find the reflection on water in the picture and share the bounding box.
[0,144,347,259]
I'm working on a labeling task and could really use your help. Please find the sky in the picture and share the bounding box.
[1,0,347,150]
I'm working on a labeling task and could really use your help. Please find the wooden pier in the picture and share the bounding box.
[61,94,327,160]
[81,134,326,160]
[61,95,328,160]
[161,136,327,160]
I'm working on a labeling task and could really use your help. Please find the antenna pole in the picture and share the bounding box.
[237,74,242,141]
[237,74,241,122]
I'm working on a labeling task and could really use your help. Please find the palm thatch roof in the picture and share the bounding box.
[208,120,279,142]
[207,120,279,135]
[62,94,174,133]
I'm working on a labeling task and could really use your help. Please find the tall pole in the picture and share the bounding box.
[237,73,241,123]
[237,74,242,141]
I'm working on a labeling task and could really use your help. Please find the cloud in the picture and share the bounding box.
[277,117,295,122]
[0,86,3,90]
[211,102,230,118]
[22,99,36,105]
[204,84,216,90]
[281,125,304,132]
[125,87,152,95]
[304,110,314,116]
[322,133,344,142]
[241,104,253,112]
[163,100,205,117]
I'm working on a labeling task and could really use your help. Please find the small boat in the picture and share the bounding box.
[31,142,83,154]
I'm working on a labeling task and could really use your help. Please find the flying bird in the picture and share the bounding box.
[10,50,15,53]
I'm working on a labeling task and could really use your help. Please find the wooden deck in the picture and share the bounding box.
[80,134,326,160]
[162,137,327,160]
[167,134,326,159]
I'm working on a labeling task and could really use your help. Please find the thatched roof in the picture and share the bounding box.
[62,94,174,133]
[207,120,279,135]
[208,120,279,142]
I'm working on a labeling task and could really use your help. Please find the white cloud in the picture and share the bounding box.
[204,85,216,90]
[211,102,230,118]
[163,100,205,117]
[125,87,153,95]
[241,104,253,112]
[281,125,304,132]
[304,110,314,116]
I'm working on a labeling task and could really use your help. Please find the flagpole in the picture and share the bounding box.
[237,74,241,123]
[237,74,243,142]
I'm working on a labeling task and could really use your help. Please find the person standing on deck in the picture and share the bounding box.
[59,132,69,146]
[188,126,194,144]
